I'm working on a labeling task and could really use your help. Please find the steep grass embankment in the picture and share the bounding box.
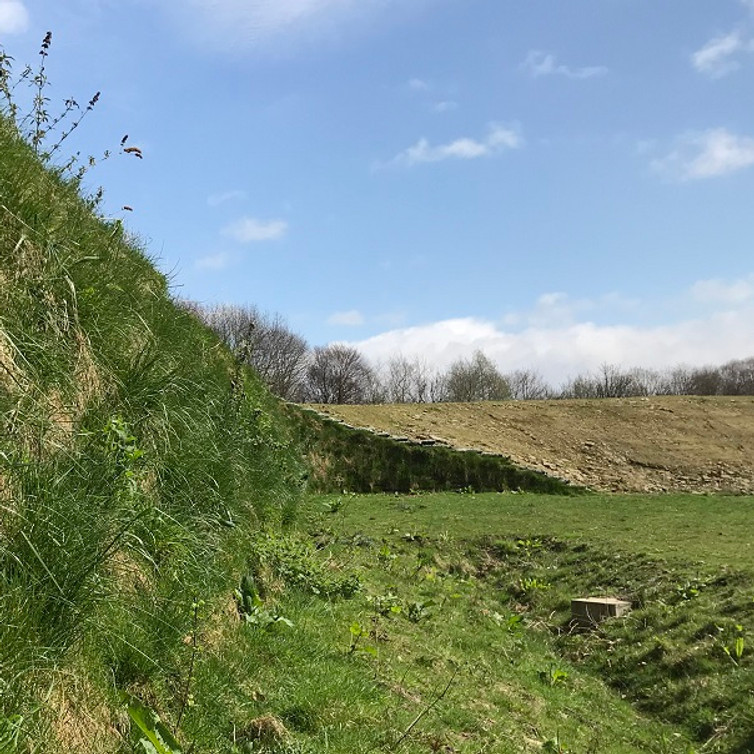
[0,117,303,751]
[291,405,575,494]
[309,397,754,493]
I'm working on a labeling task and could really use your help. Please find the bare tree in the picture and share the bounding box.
[428,372,448,403]
[595,363,640,398]
[194,304,309,401]
[718,357,754,395]
[658,366,693,395]
[506,369,551,400]
[384,355,432,403]
[686,366,723,396]
[304,344,375,404]
[558,374,598,399]
[442,351,510,402]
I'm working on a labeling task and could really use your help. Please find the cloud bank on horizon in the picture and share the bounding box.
[344,276,754,385]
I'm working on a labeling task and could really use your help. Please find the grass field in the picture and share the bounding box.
[189,491,752,753]
[320,491,754,569]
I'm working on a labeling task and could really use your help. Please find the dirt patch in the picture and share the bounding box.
[304,396,754,494]
[49,675,124,754]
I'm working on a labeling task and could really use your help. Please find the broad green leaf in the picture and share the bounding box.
[121,692,183,754]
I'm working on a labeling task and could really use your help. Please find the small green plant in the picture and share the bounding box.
[516,538,543,557]
[722,625,745,665]
[520,577,550,593]
[249,535,360,599]
[322,497,345,514]
[675,578,706,601]
[406,599,434,623]
[348,620,372,654]
[235,575,293,630]
[377,542,396,564]
[368,590,402,616]
[176,598,204,730]
[104,415,144,485]
[122,693,184,754]
[490,611,524,632]
[539,666,569,687]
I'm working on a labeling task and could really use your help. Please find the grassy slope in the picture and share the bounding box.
[308,397,754,494]
[0,117,303,751]
[3,116,751,754]
[290,405,575,494]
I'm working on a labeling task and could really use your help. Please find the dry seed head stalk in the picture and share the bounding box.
[32,32,53,153]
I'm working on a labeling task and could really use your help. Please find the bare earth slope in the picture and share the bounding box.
[306,396,754,493]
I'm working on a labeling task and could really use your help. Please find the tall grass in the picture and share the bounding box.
[0,113,303,750]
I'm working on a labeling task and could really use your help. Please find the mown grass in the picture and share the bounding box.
[312,491,754,569]
[286,491,754,753]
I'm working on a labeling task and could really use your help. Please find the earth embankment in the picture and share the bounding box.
[306,396,754,493]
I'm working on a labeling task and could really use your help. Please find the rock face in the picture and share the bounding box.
[305,396,754,494]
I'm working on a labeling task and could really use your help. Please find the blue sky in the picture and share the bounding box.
[2,0,754,383]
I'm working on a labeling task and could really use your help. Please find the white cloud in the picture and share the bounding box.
[0,0,29,34]
[691,275,754,305]
[165,0,428,52]
[207,190,247,207]
[652,128,754,180]
[433,100,458,113]
[327,309,365,326]
[691,31,749,78]
[195,252,232,270]
[522,50,608,80]
[386,123,522,168]
[347,290,754,387]
[408,77,429,91]
[222,216,288,242]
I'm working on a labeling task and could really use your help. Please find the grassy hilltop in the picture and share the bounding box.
[2,113,754,754]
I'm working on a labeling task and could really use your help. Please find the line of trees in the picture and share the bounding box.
[187,302,754,404]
